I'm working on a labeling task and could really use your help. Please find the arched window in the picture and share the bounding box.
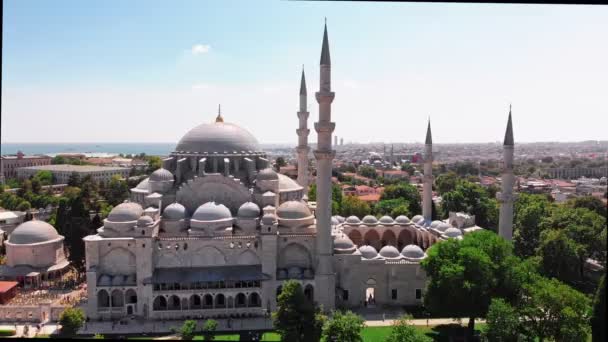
[153,296,167,311]
[248,293,261,307]
[304,285,314,303]
[215,294,226,308]
[203,294,213,309]
[235,293,247,308]
[125,289,137,304]
[168,295,181,310]
[111,290,124,307]
[276,286,283,301]
[97,290,110,308]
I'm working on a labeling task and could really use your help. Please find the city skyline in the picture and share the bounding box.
[2,1,607,144]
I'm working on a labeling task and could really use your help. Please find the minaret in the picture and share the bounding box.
[296,67,310,188]
[313,19,336,311]
[498,106,516,240]
[422,119,433,224]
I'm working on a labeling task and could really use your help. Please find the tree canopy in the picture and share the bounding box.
[386,314,432,342]
[273,280,324,342]
[59,307,85,336]
[321,310,365,342]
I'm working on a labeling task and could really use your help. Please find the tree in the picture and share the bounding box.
[340,195,371,218]
[273,280,324,342]
[386,314,431,342]
[483,298,520,342]
[566,196,607,218]
[146,156,162,173]
[178,320,197,340]
[202,319,218,341]
[105,175,129,206]
[440,180,498,230]
[275,157,287,171]
[381,182,422,215]
[375,198,409,217]
[421,230,523,337]
[591,273,606,342]
[93,334,105,339]
[33,170,54,185]
[59,307,85,336]
[391,204,411,218]
[435,172,459,194]
[513,194,552,259]
[537,229,581,286]
[358,165,377,179]
[67,172,81,187]
[321,311,365,342]
[518,277,591,341]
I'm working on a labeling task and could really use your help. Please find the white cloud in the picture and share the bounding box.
[191,44,211,55]
[341,80,360,89]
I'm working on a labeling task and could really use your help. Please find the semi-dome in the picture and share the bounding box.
[192,202,232,222]
[346,216,360,224]
[257,168,279,181]
[359,245,379,259]
[401,244,426,260]
[277,174,303,191]
[379,216,394,224]
[362,215,378,225]
[8,220,60,244]
[163,203,187,220]
[107,202,144,222]
[395,215,411,224]
[262,214,276,225]
[444,227,463,238]
[335,216,345,223]
[135,177,150,190]
[149,168,174,182]
[237,202,261,218]
[174,120,261,154]
[379,245,401,259]
[112,275,125,286]
[276,201,312,219]
[331,217,340,226]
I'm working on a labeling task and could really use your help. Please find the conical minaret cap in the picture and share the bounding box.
[425,119,432,145]
[320,20,331,65]
[300,67,307,96]
[503,106,514,146]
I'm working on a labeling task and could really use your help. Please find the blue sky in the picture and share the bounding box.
[2,1,607,144]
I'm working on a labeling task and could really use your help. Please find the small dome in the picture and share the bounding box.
[401,244,426,260]
[135,177,150,190]
[411,215,423,223]
[163,203,187,220]
[192,202,232,222]
[334,234,355,250]
[362,215,378,225]
[437,223,451,232]
[359,245,379,259]
[149,168,174,182]
[8,220,60,244]
[430,220,442,228]
[237,202,261,218]
[262,213,276,225]
[379,216,394,224]
[137,215,154,227]
[278,174,303,191]
[379,245,401,259]
[444,227,463,238]
[335,216,345,223]
[257,168,279,181]
[395,215,411,224]
[98,274,112,286]
[331,217,340,226]
[276,201,312,220]
[108,202,144,222]
[287,266,302,279]
[346,216,361,224]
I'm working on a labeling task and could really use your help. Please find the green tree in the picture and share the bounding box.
[67,172,81,187]
[146,156,162,173]
[340,195,371,218]
[105,175,129,206]
[440,180,498,231]
[421,230,523,337]
[375,198,409,216]
[58,307,85,336]
[273,280,323,342]
[483,298,520,342]
[202,319,218,341]
[179,320,197,340]
[390,204,411,218]
[386,314,431,342]
[566,195,607,218]
[513,194,551,259]
[591,273,606,342]
[381,182,422,214]
[321,311,365,342]
[93,334,105,339]
[518,277,591,341]
[537,229,581,286]
[434,172,459,194]
[275,157,287,171]
[33,170,54,185]
[358,165,377,179]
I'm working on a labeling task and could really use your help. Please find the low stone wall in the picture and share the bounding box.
[0,305,67,323]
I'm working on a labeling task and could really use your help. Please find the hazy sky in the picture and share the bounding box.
[2,1,607,145]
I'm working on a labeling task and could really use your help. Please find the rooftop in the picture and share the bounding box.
[17,164,129,172]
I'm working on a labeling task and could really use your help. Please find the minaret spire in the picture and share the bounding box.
[296,67,310,188]
[216,104,224,123]
[314,19,336,311]
[422,117,433,223]
[498,105,516,240]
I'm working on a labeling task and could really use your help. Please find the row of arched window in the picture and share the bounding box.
[347,228,436,251]
[152,293,261,311]
[98,289,137,308]
[153,280,261,291]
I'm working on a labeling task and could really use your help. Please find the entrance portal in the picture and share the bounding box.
[365,278,376,308]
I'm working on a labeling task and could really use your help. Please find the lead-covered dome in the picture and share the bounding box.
[192,202,232,221]
[444,227,463,238]
[401,244,426,260]
[359,245,379,259]
[257,168,279,181]
[163,203,187,220]
[379,216,394,224]
[8,220,60,244]
[346,216,361,224]
[276,201,312,219]
[175,120,261,154]
[362,215,378,225]
[395,215,411,224]
[333,234,356,254]
[379,245,401,259]
[107,202,144,222]
[238,202,261,218]
[149,168,174,182]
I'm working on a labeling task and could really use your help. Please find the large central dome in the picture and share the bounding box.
[174,118,261,154]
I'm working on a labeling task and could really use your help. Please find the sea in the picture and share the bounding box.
[1,143,176,157]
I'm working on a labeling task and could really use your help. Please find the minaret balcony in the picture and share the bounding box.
[315,92,335,103]
[297,111,310,120]
[296,128,310,136]
[314,122,335,134]
[313,150,336,160]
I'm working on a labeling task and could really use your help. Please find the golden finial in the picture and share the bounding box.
[216,104,224,123]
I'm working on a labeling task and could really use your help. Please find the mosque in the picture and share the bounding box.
[80,22,516,321]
